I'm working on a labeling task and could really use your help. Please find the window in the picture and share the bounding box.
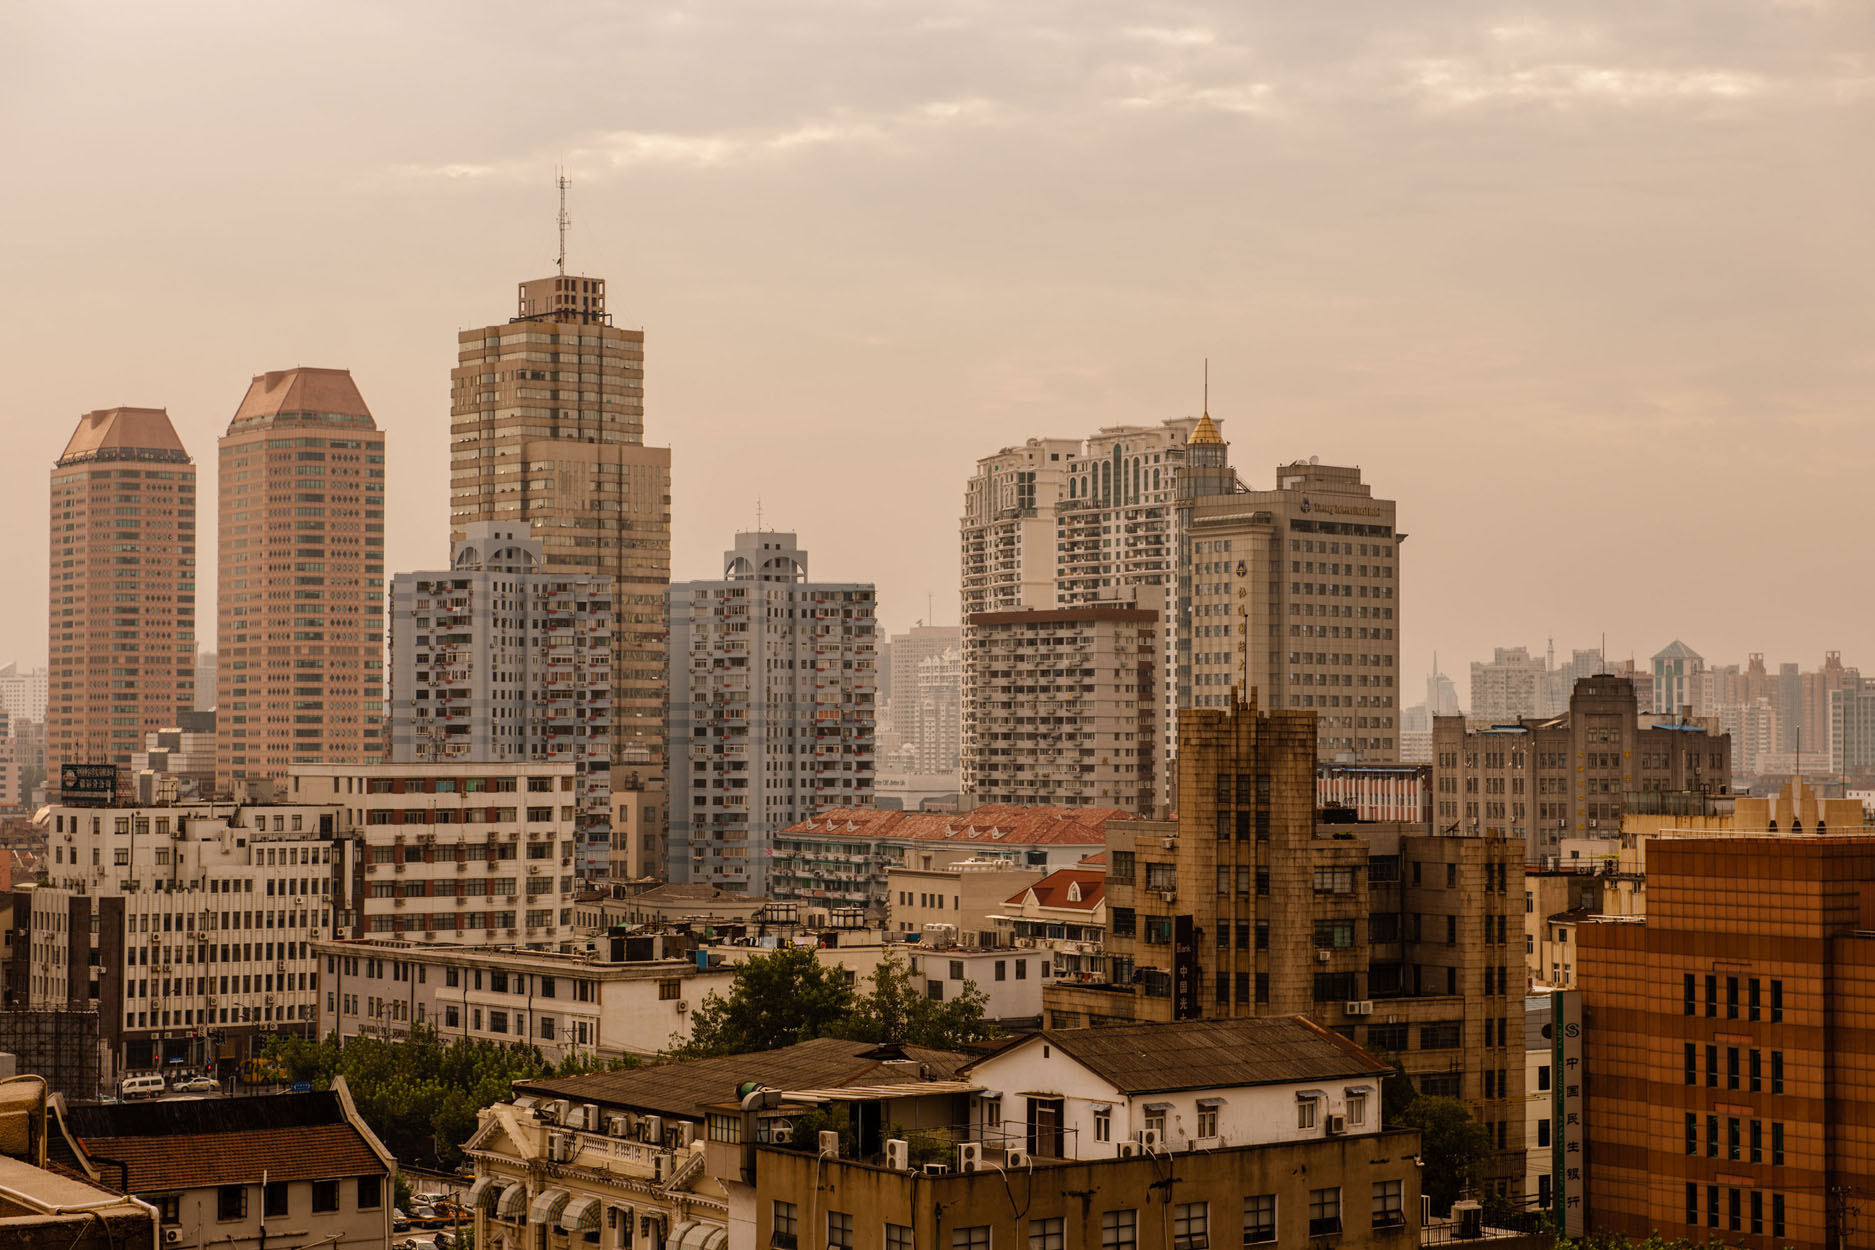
[1346,1093,1367,1127]
[1683,972,1695,1015]
[827,1212,853,1250]
[1308,1188,1341,1237]
[953,1227,990,1250]
[772,1201,798,1249]
[1684,1113,1697,1155]
[1705,974,1717,1017]
[1771,1050,1784,1094]
[1243,1195,1276,1245]
[1770,979,1783,1022]
[1297,1097,1317,1130]
[1173,1202,1208,1250]
[1685,1041,1696,1085]
[218,1186,247,1221]
[1101,1210,1137,1250]
[1372,1180,1403,1228]
[1685,1183,1698,1227]
[886,1226,913,1250]
[659,979,682,1000]
[1029,1218,1064,1250]
[311,1181,338,1213]
[357,1177,382,1211]
[1197,1105,1218,1138]
[1093,1107,1112,1142]
[1773,1121,1785,1166]
[1773,1193,1785,1239]
[1313,866,1354,894]
[1750,1119,1762,1163]
[264,1182,288,1218]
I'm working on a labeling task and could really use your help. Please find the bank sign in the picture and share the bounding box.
[1551,989,1585,1237]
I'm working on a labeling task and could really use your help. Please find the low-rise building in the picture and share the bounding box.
[312,934,735,1061]
[991,865,1107,982]
[771,805,1124,916]
[884,859,1040,945]
[56,1080,392,1250]
[1317,762,1432,826]
[0,1079,153,1250]
[597,882,775,930]
[904,944,1049,1026]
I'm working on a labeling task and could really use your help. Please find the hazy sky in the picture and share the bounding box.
[3,0,1870,700]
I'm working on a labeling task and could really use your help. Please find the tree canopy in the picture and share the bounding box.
[674,946,994,1059]
[1400,1094,1494,1214]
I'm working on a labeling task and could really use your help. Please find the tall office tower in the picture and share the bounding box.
[216,369,386,792]
[1427,666,1461,717]
[1042,695,1527,1197]
[192,651,216,712]
[48,409,197,795]
[1470,646,1548,722]
[1186,459,1403,761]
[1804,651,1857,765]
[388,523,614,877]
[1650,640,1704,715]
[962,419,1220,806]
[1774,661,1803,752]
[449,274,671,775]
[668,532,876,892]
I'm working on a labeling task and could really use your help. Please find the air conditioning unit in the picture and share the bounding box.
[1345,1000,1373,1016]
[1161,837,1176,849]
[1326,1114,1347,1136]
[818,1130,841,1157]
[164,1229,184,1245]
[607,1115,628,1138]
[644,1115,663,1143]
[770,1122,794,1144]
[1317,950,1331,963]
[675,1000,689,1014]
[956,1142,982,1172]
[1116,1141,1141,1159]
[922,1163,950,1176]
[1138,1129,1162,1151]
[1005,1149,1031,1168]
[884,1139,909,1170]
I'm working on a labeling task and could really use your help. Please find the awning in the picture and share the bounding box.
[1143,1101,1173,1112]
[1296,1089,1326,1100]
[529,1189,571,1226]
[495,1183,528,1221]
[465,1177,500,1213]
[559,1196,601,1234]
[669,1222,728,1250]
[1196,1097,1226,1108]
[1344,1084,1375,1096]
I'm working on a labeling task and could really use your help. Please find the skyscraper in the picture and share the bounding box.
[48,408,196,795]
[449,274,671,775]
[668,532,876,892]
[216,369,385,790]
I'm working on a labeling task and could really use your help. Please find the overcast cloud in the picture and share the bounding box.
[2,0,1870,692]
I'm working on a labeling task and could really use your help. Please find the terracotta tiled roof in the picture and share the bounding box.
[974,1015,1389,1095]
[1006,868,1104,911]
[519,1038,970,1121]
[781,805,1127,847]
[1077,851,1108,867]
[63,1093,385,1192]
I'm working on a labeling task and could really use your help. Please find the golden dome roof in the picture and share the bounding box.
[1187,412,1223,446]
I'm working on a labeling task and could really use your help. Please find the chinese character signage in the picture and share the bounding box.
[60,764,118,807]
[1552,988,1585,1238]
[1172,915,1197,1019]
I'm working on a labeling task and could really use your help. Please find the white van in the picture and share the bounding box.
[119,1074,166,1100]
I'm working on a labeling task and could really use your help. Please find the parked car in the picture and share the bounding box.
[176,1075,220,1093]
[393,1210,411,1233]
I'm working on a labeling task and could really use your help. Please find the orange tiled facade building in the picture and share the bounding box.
[1577,834,1875,1249]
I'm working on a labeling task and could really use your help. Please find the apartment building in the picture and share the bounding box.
[389,522,613,876]
[1471,647,1550,722]
[15,798,347,1079]
[1576,835,1875,1249]
[1433,674,1731,862]
[49,408,196,794]
[1184,461,1402,761]
[1044,695,1528,1198]
[311,934,733,1060]
[668,531,877,892]
[216,368,385,791]
[878,624,961,774]
[449,272,671,771]
[290,761,581,949]
[771,805,1124,915]
[884,859,1040,945]
[993,865,1108,982]
[961,593,1161,811]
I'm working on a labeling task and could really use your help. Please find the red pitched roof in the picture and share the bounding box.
[1006,868,1105,911]
[782,805,1127,847]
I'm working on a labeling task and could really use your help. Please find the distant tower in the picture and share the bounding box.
[217,369,385,790]
[48,409,196,794]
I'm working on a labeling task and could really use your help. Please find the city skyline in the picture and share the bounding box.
[3,2,1870,682]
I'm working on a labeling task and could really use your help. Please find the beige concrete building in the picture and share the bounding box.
[1185,460,1402,761]
[961,593,1161,811]
[49,408,196,795]
[216,369,385,791]
[450,274,671,772]
[1433,673,1732,863]
[1471,646,1550,722]
[1044,696,1529,1199]
[884,859,1041,945]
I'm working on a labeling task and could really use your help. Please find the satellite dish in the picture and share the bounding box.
[1309,455,1319,464]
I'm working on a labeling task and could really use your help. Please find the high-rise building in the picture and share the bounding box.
[193,650,216,712]
[49,408,197,795]
[388,523,613,876]
[216,369,385,791]
[879,625,961,773]
[1186,459,1403,761]
[1432,675,1731,861]
[668,532,876,892]
[449,273,670,774]
[961,592,1162,812]
[0,664,49,724]
[1650,640,1704,715]
[1471,647,1548,722]
[1041,696,1527,1197]
[1577,833,1875,1247]
[1832,675,1875,776]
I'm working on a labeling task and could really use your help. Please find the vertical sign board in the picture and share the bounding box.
[1172,915,1198,1019]
[1552,988,1585,1238]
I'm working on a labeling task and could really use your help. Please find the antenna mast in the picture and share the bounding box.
[555,169,571,275]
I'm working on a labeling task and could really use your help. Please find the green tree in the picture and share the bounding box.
[837,952,996,1049]
[674,945,857,1058]
[1401,1095,1492,1215]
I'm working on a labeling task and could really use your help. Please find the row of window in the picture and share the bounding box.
[1683,1042,1784,1093]
[1684,973,1783,1021]
[1685,1185,1783,1238]
[210,1176,380,1222]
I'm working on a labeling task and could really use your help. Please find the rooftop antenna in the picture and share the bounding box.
[555,169,571,275]
[1203,357,1209,416]
[755,496,764,533]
